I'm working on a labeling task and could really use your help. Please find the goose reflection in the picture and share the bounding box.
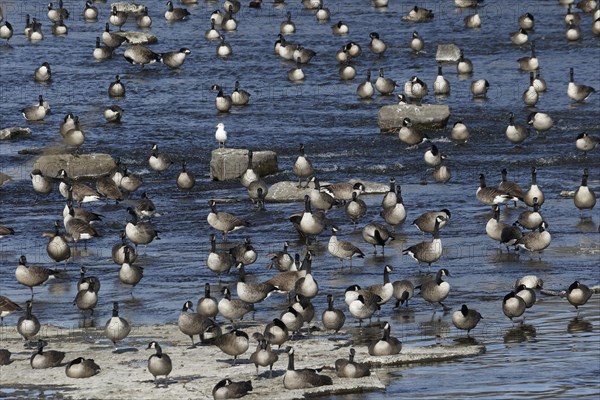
[504,324,536,343]
[567,316,593,334]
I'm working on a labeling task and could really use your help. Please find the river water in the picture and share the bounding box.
[0,0,599,398]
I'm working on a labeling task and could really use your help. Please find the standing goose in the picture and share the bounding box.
[108,75,125,97]
[366,265,394,304]
[207,234,234,277]
[375,68,396,95]
[149,143,172,172]
[575,132,599,154]
[73,280,99,315]
[296,195,325,238]
[452,304,482,335]
[215,122,228,148]
[516,221,551,259]
[524,167,545,207]
[505,112,528,145]
[161,48,191,69]
[265,255,306,295]
[21,95,47,121]
[380,186,406,227]
[348,294,380,324]
[44,220,70,266]
[515,284,536,309]
[308,176,337,211]
[236,263,277,303]
[412,209,451,234]
[292,143,314,187]
[368,322,402,356]
[328,227,365,265]
[357,69,375,99]
[362,223,394,254]
[221,5,238,31]
[345,191,367,225]
[567,281,593,310]
[231,80,250,105]
[112,232,137,265]
[176,161,195,190]
[63,200,102,225]
[283,347,332,389]
[62,116,85,154]
[280,306,304,334]
[417,268,451,310]
[476,174,514,206]
[424,145,446,167]
[392,279,414,308]
[207,200,250,240]
[16,255,58,297]
[17,300,40,341]
[118,247,144,289]
[288,57,305,81]
[178,301,220,347]
[405,76,429,105]
[213,379,253,399]
[568,67,596,101]
[65,357,100,378]
[165,1,190,21]
[501,222,524,252]
[147,342,172,387]
[240,150,259,188]
[125,207,159,248]
[382,177,398,208]
[263,318,289,348]
[218,287,254,325]
[30,339,65,369]
[335,348,370,378]
[294,252,318,298]
[291,294,315,327]
[47,1,69,22]
[0,21,13,43]
[77,266,100,293]
[124,45,161,67]
[574,169,596,212]
[403,216,445,271]
[266,241,294,271]
[96,176,123,202]
[104,302,131,349]
[214,329,249,363]
[532,69,547,92]
[120,167,143,193]
[134,193,156,219]
[197,283,218,318]
[498,168,525,203]
[0,295,22,323]
[518,42,539,71]
[322,294,345,333]
[137,6,152,28]
[433,164,452,183]
[517,197,543,230]
[250,338,278,377]
[369,31,387,55]
[502,291,526,321]
[30,169,53,200]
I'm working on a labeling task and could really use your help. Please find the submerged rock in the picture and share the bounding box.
[111,2,145,14]
[266,181,312,202]
[378,103,451,132]
[210,148,278,181]
[34,154,116,179]
[0,172,11,186]
[0,127,31,140]
[115,31,158,45]
[436,44,462,63]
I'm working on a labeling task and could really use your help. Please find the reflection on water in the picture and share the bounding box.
[503,324,537,344]
[567,317,593,334]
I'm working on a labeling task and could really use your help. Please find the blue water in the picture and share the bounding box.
[1,0,599,398]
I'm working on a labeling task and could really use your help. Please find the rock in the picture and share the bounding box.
[436,44,462,63]
[378,103,451,132]
[559,190,576,198]
[0,127,31,140]
[266,181,312,202]
[210,148,278,181]
[115,32,158,45]
[111,2,145,14]
[0,172,11,186]
[34,154,117,180]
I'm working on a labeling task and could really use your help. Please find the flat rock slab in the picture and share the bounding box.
[0,127,31,140]
[267,180,389,202]
[378,103,451,132]
[116,32,158,45]
[34,153,116,179]
[436,44,462,63]
[0,172,11,186]
[210,148,278,181]
[111,2,145,13]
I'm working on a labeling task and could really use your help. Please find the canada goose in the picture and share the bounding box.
[118,247,143,288]
[368,321,402,356]
[280,306,304,334]
[476,174,514,206]
[516,221,551,258]
[574,169,596,212]
[216,35,232,57]
[265,254,306,294]
[528,111,553,134]
[134,192,156,219]
[501,223,524,253]
[0,21,13,43]
[403,216,445,271]
[499,168,525,201]
[452,304,482,335]
[380,187,406,227]
[392,279,414,307]
[61,116,85,154]
[21,95,47,121]
[567,281,593,310]
[568,68,596,102]
[356,69,375,99]
[102,23,125,49]
[213,379,253,399]
[214,329,249,363]
[77,266,100,293]
[406,76,429,104]
[342,192,367,225]
[566,19,581,40]
[30,169,53,200]
[221,6,237,32]
[464,13,481,28]
[412,209,451,234]
[179,301,220,346]
[30,339,65,369]
[93,37,112,60]
[594,17,600,35]
[315,4,330,21]
[109,6,127,29]
[433,164,452,183]
[16,255,58,297]
[515,275,544,290]
[44,220,70,265]
[517,197,543,230]
[263,318,289,347]
[57,172,101,204]
[524,167,545,207]
[328,226,365,265]
[335,348,370,378]
[398,117,428,146]
[284,347,332,389]
[335,43,352,63]
[339,62,356,81]
[457,50,473,74]
[505,112,528,144]
[519,12,535,30]
[125,207,159,248]
[208,200,250,240]
[147,342,172,387]
[321,294,345,333]
[366,31,386,55]
[522,72,538,106]
[232,80,251,105]
[137,6,152,28]
[24,14,31,37]
[218,287,254,324]
[280,11,295,34]
[375,68,396,95]
[148,143,172,172]
[510,27,528,46]
[365,265,394,304]
[332,20,349,35]
[294,195,325,238]
[502,291,526,321]
[276,34,298,59]
[239,150,259,188]
[28,18,43,41]
[18,301,40,341]
[34,62,51,82]
[382,177,398,208]
[291,293,315,327]
[293,46,316,65]
[205,18,220,39]
[47,1,69,22]
[62,201,101,227]
[294,253,318,299]
[518,42,539,71]
[575,132,599,155]
[65,357,100,378]
[83,1,98,21]
[417,268,451,309]
[403,5,434,21]
[174,161,196,190]
[515,284,536,308]
[577,0,597,12]
[108,75,125,98]
[96,176,122,202]
[531,69,547,92]
[433,63,450,95]
[454,0,479,7]
[104,105,123,122]
[165,1,190,21]
[362,223,394,254]
[73,280,99,314]
[236,263,277,303]
[288,57,305,81]
[344,285,382,309]
[486,205,511,243]
[407,30,424,54]
[119,167,143,193]
[197,283,218,318]
[307,177,337,211]
[249,338,278,377]
[124,45,161,67]
[213,85,233,112]
[161,48,190,69]
[0,349,11,365]
[471,79,489,97]
[248,183,268,210]
[0,295,21,323]
[207,234,234,277]
[292,143,314,187]
[267,241,294,271]
[104,302,130,348]
[349,294,380,324]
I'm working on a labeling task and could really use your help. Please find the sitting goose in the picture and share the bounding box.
[30,339,65,369]
[104,302,131,349]
[505,112,528,145]
[213,379,253,399]
[368,322,402,356]
[416,268,451,310]
[108,75,125,97]
[452,304,482,335]
[236,263,277,303]
[515,221,551,259]
[178,301,220,347]
[322,294,345,333]
[0,295,22,324]
[518,42,538,71]
[375,68,397,95]
[102,23,125,48]
[177,161,196,190]
[357,68,375,99]
[207,200,250,240]
[149,143,172,172]
[17,300,40,342]
[125,207,159,248]
[218,287,254,325]
[392,279,414,308]
[412,209,451,234]
[266,241,294,271]
[197,283,218,318]
[283,347,333,389]
[124,44,161,67]
[366,265,394,305]
[403,216,445,271]
[165,1,190,21]
[250,338,278,377]
[476,174,514,206]
[16,255,58,297]
[335,348,370,378]
[147,342,172,387]
[328,227,365,265]
[65,357,100,378]
[362,223,394,254]
[574,169,596,213]
[523,167,545,207]
[214,329,249,364]
[232,80,251,106]
[567,281,593,310]
[207,234,234,278]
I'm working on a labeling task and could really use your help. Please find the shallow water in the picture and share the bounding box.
[0,0,599,398]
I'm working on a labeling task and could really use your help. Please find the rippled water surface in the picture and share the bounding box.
[0,0,599,398]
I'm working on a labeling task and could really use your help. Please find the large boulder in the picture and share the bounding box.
[0,127,31,140]
[378,103,451,132]
[266,179,389,202]
[210,148,278,181]
[436,44,462,63]
[34,154,117,180]
[111,2,145,13]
